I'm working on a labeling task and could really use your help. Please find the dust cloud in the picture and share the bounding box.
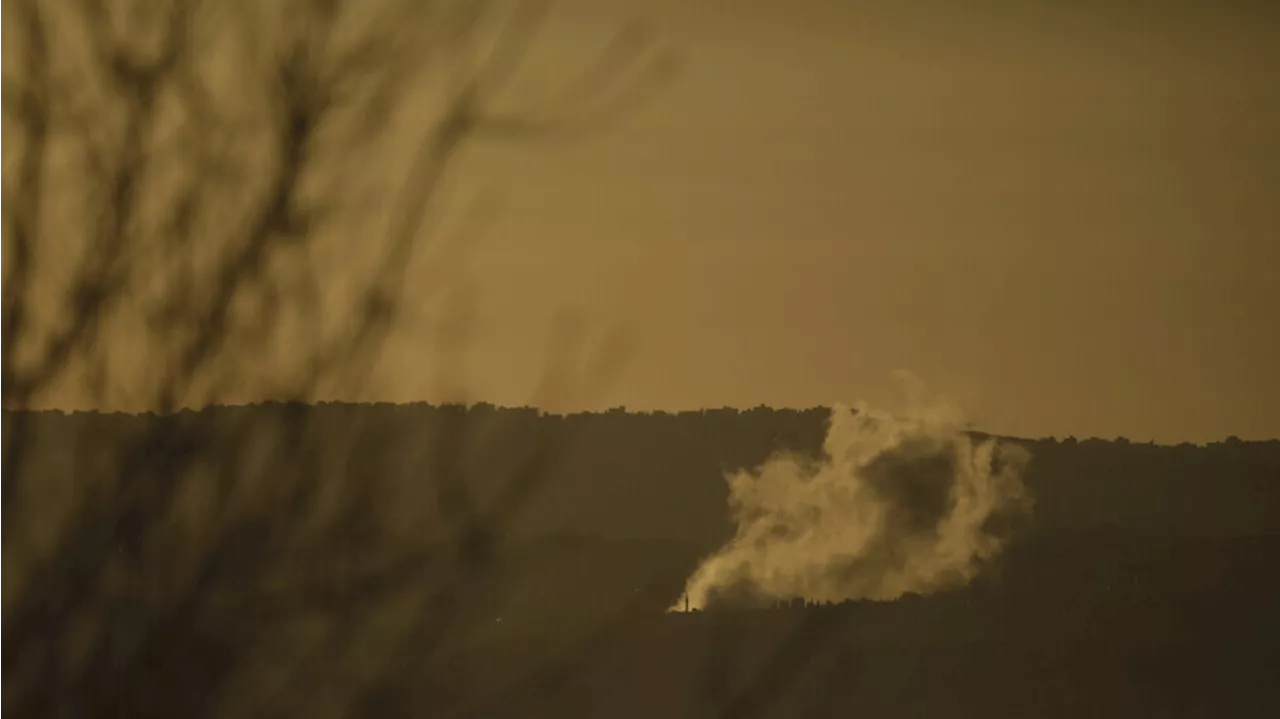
[672,377,1032,611]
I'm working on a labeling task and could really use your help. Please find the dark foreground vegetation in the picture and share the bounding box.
[5,402,1279,717]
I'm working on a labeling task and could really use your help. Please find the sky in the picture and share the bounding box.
[10,0,1278,444]
[367,0,1279,444]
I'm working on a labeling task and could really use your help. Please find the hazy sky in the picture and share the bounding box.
[16,0,1275,444]
[374,0,1280,443]
[377,0,1277,443]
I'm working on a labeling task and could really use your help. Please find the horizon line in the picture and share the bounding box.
[4,400,1275,447]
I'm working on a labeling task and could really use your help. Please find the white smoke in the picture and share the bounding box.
[672,376,1032,611]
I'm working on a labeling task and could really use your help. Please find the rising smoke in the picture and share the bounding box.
[672,377,1032,610]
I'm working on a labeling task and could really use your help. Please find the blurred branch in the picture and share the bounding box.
[2,0,54,520]
[3,0,678,716]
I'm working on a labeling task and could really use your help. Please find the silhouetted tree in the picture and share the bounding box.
[2,1,671,716]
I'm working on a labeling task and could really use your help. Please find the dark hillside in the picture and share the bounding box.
[5,403,1279,715]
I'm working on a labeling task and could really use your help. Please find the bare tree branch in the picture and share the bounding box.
[3,1,678,716]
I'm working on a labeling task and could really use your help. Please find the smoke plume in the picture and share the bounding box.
[672,380,1032,610]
